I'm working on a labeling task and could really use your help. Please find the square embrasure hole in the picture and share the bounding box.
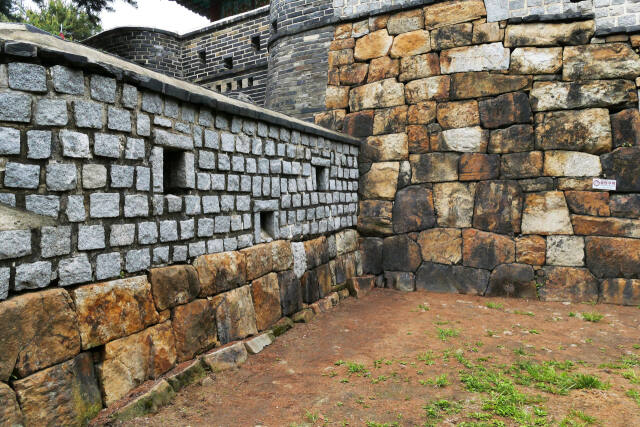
[259,210,276,241]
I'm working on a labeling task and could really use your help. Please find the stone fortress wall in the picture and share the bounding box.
[316,0,640,306]
[0,25,363,426]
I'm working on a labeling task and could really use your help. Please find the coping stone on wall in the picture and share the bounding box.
[0,23,360,147]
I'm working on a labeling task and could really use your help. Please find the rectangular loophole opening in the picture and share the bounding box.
[315,166,329,191]
[163,149,191,193]
[198,49,206,64]
[223,56,233,69]
[259,211,275,241]
[251,35,261,51]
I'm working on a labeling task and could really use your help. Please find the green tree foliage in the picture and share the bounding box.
[22,0,102,40]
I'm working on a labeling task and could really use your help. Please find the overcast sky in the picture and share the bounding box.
[99,0,211,34]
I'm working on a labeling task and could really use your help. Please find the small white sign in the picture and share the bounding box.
[592,178,617,191]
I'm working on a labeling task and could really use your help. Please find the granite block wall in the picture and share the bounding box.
[316,0,640,307]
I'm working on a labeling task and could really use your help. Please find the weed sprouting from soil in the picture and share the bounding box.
[437,327,460,341]
[582,312,604,323]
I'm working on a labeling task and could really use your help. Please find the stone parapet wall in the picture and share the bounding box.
[0,230,363,425]
[316,0,640,307]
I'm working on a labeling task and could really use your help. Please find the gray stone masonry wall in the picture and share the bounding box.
[0,26,359,301]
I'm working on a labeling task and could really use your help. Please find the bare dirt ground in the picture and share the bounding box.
[119,289,640,427]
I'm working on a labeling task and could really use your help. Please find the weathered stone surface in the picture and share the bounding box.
[316,263,334,298]
[330,37,355,51]
[251,272,281,331]
[516,235,546,265]
[410,153,459,183]
[405,76,451,103]
[504,21,595,47]
[610,194,640,218]
[360,237,383,275]
[360,162,398,200]
[433,126,488,152]
[543,151,602,177]
[399,53,439,82]
[557,177,601,191]
[601,147,640,191]
[501,151,542,179]
[451,72,531,100]
[240,241,293,281]
[350,78,405,111]
[417,228,462,264]
[392,185,436,233]
[271,316,294,337]
[437,100,479,129]
[328,48,353,68]
[389,30,431,58]
[98,322,177,405]
[303,236,330,270]
[538,266,598,302]
[487,124,533,154]
[373,106,407,135]
[362,133,408,162]
[149,265,200,311]
[479,92,532,129]
[433,182,476,227]
[518,177,554,192]
[165,359,208,393]
[521,191,573,235]
[459,153,499,181]
[440,42,510,74]
[325,86,349,110]
[367,56,399,82]
[382,235,421,272]
[572,215,640,239]
[0,288,80,381]
[0,382,23,426]
[563,43,640,80]
[535,109,611,154]
[245,331,275,355]
[194,252,246,296]
[387,8,423,34]
[431,23,473,50]
[347,275,375,298]
[415,262,489,294]
[172,300,217,362]
[424,0,486,29]
[343,110,374,137]
[383,271,414,291]
[277,270,302,317]
[211,285,257,344]
[565,191,610,216]
[600,279,640,306]
[530,80,636,112]
[546,235,584,267]
[510,47,562,74]
[473,180,522,235]
[113,380,175,422]
[201,342,247,372]
[301,269,319,304]
[358,200,393,236]
[291,308,314,323]
[462,228,515,269]
[72,276,158,350]
[13,353,102,427]
[586,236,640,278]
[406,125,429,154]
[611,109,640,148]
[315,110,345,132]
[485,264,537,298]
[408,101,437,125]
[339,63,368,85]
[354,29,393,60]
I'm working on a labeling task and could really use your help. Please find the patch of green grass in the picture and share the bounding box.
[371,375,388,384]
[305,410,319,423]
[346,361,368,375]
[509,361,608,395]
[486,330,497,337]
[486,302,504,310]
[417,351,435,365]
[513,310,535,316]
[627,389,640,407]
[437,327,460,341]
[422,374,450,388]
[559,409,600,426]
[582,312,604,323]
[513,347,532,357]
[423,399,463,427]
[417,303,430,312]
[455,351,475,369]
[529,329,540,334]
[622,369,640,385]
[569,312,577,317]
[365,422,399,427]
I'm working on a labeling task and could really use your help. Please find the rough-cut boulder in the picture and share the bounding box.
[501,152,543,179]
[417,228,462,264]
[610,194,640,218]
[486,264,537,298]
[489,124,534,153]
[361,161,399,199]
[459,153,499,181]
[240,241,293,281]
[390,30,431,58]
[172,300,217,362]
[315,109,346,132]
[399,53,440,81]
[415,262,489,295]
[462,228,515,269]
[382,235,421,272]
[473,180,522,235]
[0,288,81,380]
[530,80,636,111]
[611,109,640,148]
[516,235,546,265]
[440,43,510,74]
[563,43,640,80]
[358,200,393,236]
[392,185,436,233]
[301,269,319,304]
[424,0,486,29]
[316,263,335,298]
[572,215,640,239]
[303,236,330,269]
[535,108,612,154]
[600,279,640,306]
[521,191,573,235]
[149,265,200,311]
[251,272,282,331]
[538,266,599,302]
[98,321,177,405]
[354,29,393,60]
[408,101,437,124]
[368,56,399,82]
[360,237,383,275]
[479,92,532,129]
[277,270,302,317]
[350,78,405,111]
[384,271,415,292]
[0,382,23,426]
[601,147,640,191]
[431,23,473,50]
[13,353,102,427]
[194,251,247,296]
[407,125,430,153]
[585,236,640,278]
[436,100,479,129]
[565,191,610,216]
[405,76,451,103]
[451,72,531,99]
[546,235,585,266]
[504,21,595,47]
[211,285,258,344]
[325,85,349,109]
[342,110,374,137]
[543,151,602,177]
[510,47,563,74]
[72,276,159,350]
[373,106,407,135]
[362,133,408,161]
[339,63,368,85]
[336,230,358,255]
[433,182,476,228]
[434,126,488,152]
[387,8,424,34]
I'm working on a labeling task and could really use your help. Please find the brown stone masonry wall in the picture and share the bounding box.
[0,230,364,425]
[316,0,640,306]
